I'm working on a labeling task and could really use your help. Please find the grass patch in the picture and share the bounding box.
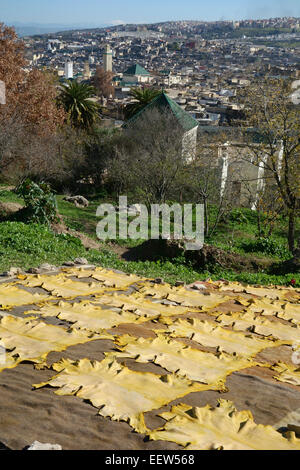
[56,196,100,238]
[0,188,298,286]
[0,222,86,271]
[0,189,23,205]
[0,222,298,287]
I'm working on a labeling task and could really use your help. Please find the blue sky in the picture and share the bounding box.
[1,0,299,25]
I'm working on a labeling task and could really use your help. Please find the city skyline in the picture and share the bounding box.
[1,0,300,27]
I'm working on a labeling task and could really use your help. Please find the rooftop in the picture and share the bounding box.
[124,91,199,132]
[124,64,150,76]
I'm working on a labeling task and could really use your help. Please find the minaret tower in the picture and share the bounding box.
[83,61,91,80]
[103,44,113,73]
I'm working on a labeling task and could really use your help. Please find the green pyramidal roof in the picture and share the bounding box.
[124,64,150,76]
[124,92,199,132]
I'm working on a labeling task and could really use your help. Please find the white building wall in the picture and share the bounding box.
[182,126,198,161]
[251,153,268,210]
[219,143,230,199]
[65,61,73,79]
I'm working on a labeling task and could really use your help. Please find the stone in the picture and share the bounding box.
[194,284,208,290]
[28,264,57,274]
[27,267,41,274]
[4,267,24,277]
[27,441,62,451]
[0,202,23,217]
[187,281,207,290]
[39,263,58,271]
[175,281,185,287]
[63,196,89,208]
[154,277,164,284]
[63,261,76,267]
[74,258,89,265]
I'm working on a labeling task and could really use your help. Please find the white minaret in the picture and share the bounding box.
[103,44,113,73]
[65,61,73,79]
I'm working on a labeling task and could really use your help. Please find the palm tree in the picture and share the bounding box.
[58,80,99,129]
[124,87,161,120]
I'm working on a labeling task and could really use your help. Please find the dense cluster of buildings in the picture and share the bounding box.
[21,19,300,207]
[23,19,299,128]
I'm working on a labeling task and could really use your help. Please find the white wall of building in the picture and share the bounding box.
[65,61,73,79]
[182,126,198,161]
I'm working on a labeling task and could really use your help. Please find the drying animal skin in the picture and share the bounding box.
[160,318,282,357]
[115,334,258,386]
[243,286,299,302]
[24,300,148,332]
[271,362,300,387]
[216,311,300,343]
[66,267,145,288]
[0,284,50,308]
[92,292,197,319]
[139,284,231,310]
[0,315,100,372]
[242,298,300,326]
[245,298,287,317]
[213,281,300,301]
[276,303,300,325]
[19,274,111,298]
[33,355,210,433]
[148,400,300,450]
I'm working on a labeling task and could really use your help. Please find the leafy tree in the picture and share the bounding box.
[168,42,181,51]
[58,80,99,129]
[124,87,161,120]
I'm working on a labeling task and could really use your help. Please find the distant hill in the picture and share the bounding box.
[7,22,109,37]
[7,17,300,38]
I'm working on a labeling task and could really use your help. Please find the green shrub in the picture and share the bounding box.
[239,237,290,259]
[229,208,258,225]
[16,179,58,225]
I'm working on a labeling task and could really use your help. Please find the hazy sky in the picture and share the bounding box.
[1,0,299,25]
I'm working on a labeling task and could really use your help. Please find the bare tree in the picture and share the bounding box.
[0,115,86,187]
[182,134,232,238]
[0,111,27,175]
[110,108,188,206]
[92,67,115,99]
[240,76,300,252]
